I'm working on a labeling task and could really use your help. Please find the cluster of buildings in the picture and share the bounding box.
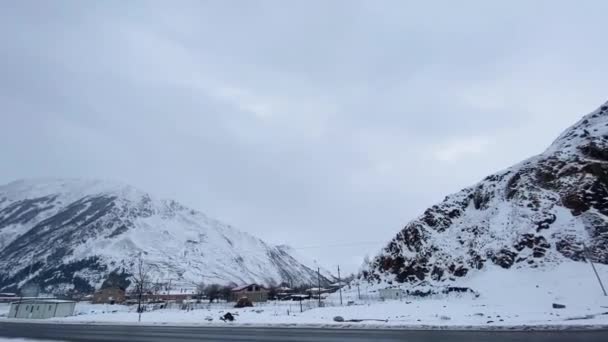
[4,281,347,320]
[90,282,347,305]
[90,282,272,305]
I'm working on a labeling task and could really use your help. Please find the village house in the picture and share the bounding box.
[230,284,269,302]
[93,271,131,304]
[92,287,126,304]
[275,286,293,300]
[289,293,311,301]
[306,287,331,295]
[143,291,195,303]
[328,281,347,293]
[124,284,196,303]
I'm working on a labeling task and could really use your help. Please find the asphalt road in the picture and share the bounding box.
[0,322,607,342]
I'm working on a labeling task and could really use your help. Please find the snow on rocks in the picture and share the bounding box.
[364,100,608,285]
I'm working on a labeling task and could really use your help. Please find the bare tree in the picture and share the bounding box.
[220,285,232,302]
[195,281,206,302]
[267,285,278,300]
[204,284,221,303]
[132,253,151,322]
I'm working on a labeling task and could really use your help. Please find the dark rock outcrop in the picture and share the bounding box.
[365,101,608,283]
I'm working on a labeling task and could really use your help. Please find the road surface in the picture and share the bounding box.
[0,322,607,341]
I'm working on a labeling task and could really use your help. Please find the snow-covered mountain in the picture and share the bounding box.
[0,179,333,294]
[364,101,608,284]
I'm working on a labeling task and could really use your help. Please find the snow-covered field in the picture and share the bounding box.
[2,262,605,329]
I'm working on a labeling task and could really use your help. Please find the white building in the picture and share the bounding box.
[378,288,406,300]
[8,299,76,319]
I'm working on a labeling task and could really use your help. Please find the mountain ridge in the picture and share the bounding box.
[0,178,334,294]
[363,100,608,284]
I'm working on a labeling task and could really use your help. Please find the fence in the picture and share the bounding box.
[136,285,389,317]
[158,298,330,314]
[135,286,477,319]
[142,294,385,317]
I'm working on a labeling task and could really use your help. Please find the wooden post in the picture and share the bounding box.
[585,244,607,296]
[337,265,343,306]
[317,267,322,307]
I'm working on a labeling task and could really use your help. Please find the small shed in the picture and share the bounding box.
[231,284,269,302]
[378,288,406,300]
[329,282,346,291]
[8,299,76,319]
[306,287,330,298]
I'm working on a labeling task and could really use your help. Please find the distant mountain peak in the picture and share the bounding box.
[545,100,608,155]
[0,178,148,204]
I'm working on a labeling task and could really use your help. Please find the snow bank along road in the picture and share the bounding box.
[0,323,607,342]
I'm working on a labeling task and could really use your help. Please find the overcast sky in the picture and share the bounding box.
[1,0,607,273]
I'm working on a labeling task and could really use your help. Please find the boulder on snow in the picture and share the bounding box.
[552,303,566,309]
[220,312,235,322]
[234,297,253,308]
[333,316,345,322]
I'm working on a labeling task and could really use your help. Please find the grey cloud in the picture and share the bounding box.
[2,0,608,272]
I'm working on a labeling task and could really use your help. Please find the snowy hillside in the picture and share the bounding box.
[0,179,333,294]
[364,101,608,284]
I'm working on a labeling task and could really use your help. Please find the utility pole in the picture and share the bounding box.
[317,267,322,307]
[584,244,607,296]
[337,265,343,306]
[357,283,361,300]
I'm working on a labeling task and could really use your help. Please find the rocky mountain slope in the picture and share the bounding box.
[0,179,333,294]
[364,101,608,284]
